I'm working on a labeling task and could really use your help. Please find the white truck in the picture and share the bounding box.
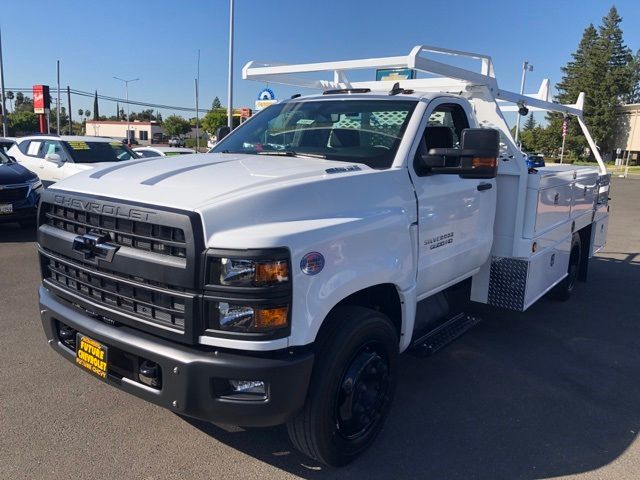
[37,46,610,466]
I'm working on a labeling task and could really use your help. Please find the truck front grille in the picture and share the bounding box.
[42,203,187,258]
[0,185,29,202]
[42,253,190,331]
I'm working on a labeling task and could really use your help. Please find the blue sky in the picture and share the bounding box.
[2,0,640,126]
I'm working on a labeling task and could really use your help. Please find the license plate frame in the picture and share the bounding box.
[75,334,109,379]
[0,203,13,214]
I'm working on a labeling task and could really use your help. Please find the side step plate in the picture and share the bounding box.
[409,313,481,357]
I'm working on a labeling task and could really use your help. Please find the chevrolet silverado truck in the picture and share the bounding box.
[37,46,610,466]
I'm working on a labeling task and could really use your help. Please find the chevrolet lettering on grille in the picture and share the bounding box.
[72,232,119,263]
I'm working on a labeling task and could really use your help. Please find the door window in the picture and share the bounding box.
[40,140,70,162]
[24,140,43,157]
[414,103,470,175]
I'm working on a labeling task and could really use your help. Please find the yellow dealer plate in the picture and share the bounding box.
[75,334,108,379]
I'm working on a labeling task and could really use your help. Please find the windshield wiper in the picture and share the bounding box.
[256,151,326,159]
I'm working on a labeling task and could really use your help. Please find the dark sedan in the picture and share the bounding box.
[0,149,43,228]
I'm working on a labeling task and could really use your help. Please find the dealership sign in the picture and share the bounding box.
[33,85,51,114]
[255,88,277,111]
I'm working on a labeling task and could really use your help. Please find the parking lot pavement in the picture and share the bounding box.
[0,178,639,480]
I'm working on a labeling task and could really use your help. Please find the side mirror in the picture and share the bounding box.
[45,153,64,165]
[420,128,499,179]
[216,126,231,142]
[8,156,17,162]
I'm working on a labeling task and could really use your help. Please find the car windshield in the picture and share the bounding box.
[63,140,138,163]
[211,99,418,169]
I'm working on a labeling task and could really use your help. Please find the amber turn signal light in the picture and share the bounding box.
[254,306,289,330]
[255,261,289,285]
[472,156,497,168]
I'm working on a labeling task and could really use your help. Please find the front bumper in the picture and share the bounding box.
[39,286,314,427]
[0,203,37,223]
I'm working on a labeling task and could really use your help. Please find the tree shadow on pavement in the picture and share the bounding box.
[183,254,640,480]
[0,223,37,243]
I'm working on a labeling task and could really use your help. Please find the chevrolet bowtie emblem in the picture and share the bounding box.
[72,232,119,263]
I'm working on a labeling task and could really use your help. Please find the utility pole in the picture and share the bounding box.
[113,76,139,145]
[195,48,200,151]
[56,60,61,134]
[67,86,72,135]
[514,60,533,148]
[195,78,199,150]
[227,0,234,129]
[0,27,8,136]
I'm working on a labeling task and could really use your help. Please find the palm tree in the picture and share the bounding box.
[5,91,14,112]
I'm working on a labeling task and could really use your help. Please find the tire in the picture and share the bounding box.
[287,305,398,466]
[551,233,581,301]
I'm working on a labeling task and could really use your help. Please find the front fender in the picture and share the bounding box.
[287,212,417,348]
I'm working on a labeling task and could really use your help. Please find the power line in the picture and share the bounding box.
[5,86,209,114]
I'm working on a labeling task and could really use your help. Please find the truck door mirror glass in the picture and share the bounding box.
[217,126,231,142]
[419,128,499,179]
[44,153,64,165]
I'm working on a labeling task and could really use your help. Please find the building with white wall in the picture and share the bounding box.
[84,120,164,145]
[613,104,640,166]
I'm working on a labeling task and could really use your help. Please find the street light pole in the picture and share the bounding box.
[514,60,533,148]
[56,60,61,134]
[0,27,8,137]
[113,76,139,145]
[227,0,234,129]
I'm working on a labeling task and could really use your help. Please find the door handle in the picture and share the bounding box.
[477,182,492,191]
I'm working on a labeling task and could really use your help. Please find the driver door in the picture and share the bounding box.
[39,140,71,185]
[410,99,497,298]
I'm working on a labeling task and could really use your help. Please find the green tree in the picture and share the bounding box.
[624,49,640,103]
[77,108,84,118]
[9,110,38,134]
[163,114,192,136]
[14,93,33,113]
[523,113,536,131]
[212,96,222,109]
[93,91,99,120]
[5,91,14,112]
[202,109,232,135]
[84,110,91,118]
[590,6,634,153]
[542,8,636,160]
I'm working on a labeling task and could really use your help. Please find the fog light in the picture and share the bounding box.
[229,380,266,395]
[139,360,161,388]
[58,324,77,350]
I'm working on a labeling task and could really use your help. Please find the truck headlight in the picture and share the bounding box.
[206,249,290,288]
[217,302,289,332]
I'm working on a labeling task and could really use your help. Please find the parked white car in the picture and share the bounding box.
[8,135,138,186]
[133,146,196,158]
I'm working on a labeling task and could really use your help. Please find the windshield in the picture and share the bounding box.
[211,99,418,169]
[63,140,138,163]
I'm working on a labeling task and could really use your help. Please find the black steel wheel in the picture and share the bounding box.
[335,341,392,441]
[287,305,398,467]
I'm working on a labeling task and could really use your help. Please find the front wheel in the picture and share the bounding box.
[287,306,398,466]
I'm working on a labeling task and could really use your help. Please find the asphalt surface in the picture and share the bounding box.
[1,178,639,480]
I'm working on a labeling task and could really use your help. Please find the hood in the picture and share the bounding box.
[49,153,371,210]
[0,162,38,185]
